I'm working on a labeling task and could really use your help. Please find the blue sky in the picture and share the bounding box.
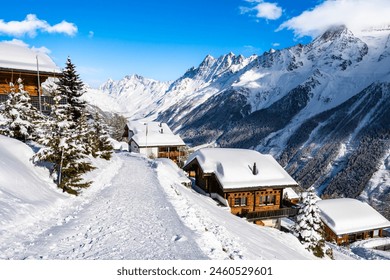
[1,0,389,87]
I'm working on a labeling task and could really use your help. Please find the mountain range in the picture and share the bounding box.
[85,25,390,219]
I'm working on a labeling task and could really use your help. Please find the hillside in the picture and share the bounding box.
[89,26,390,219]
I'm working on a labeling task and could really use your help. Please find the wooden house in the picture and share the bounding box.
[123,121,186,164]
[183,148,300,228]
[317,198,390,245]
[0,41,61,113]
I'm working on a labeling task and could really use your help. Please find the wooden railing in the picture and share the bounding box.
[246,207,299,221]
[158,151,185,158]
[0,95,66,115]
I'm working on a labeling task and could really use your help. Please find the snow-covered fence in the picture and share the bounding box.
[372,244,390,252]
[0,94,66,115]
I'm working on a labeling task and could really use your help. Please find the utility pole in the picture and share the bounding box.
[36,55,42,113]
[58,147,64,190]
[145,122,148,157]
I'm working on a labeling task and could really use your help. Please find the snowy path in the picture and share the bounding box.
[1,154,206,260]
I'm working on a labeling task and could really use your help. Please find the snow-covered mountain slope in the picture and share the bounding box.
[87,26,390,219]
[86,74,171,120]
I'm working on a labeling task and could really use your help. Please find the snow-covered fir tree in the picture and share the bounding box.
[34,89,94,195]
[90,113,113,160]
[56,57,86,123]
[0,79,42,142]
[75,110,94,156]
[292,187,326,258]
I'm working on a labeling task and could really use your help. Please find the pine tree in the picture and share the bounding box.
[76,110,94,156]
[56,57,86,123]
[34,89,94,195]
[0,79,42,142]
[90,113,113,160]
[292,187,326,258]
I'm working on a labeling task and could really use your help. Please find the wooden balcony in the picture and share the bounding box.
[246,207,299,221]
[0,94,66,115]
[158,151,185,159]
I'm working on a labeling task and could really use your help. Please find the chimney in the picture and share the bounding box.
[252,162,258,175]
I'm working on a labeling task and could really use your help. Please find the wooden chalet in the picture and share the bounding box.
[123,121,186,164]
[317,198,390,245]
[183,148,300,228]
[0,41,61,113]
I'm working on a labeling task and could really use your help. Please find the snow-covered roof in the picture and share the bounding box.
[317,198,390,236]
[127,121,185,147]
[184,148,298,190]
[283,187,300,199]
[0,42,60,74]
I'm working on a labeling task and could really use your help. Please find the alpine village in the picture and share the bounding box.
[1,10,390,262]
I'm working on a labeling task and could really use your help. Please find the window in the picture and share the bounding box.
[234,197,247,206]
[269,195,276,204]
[259,194,276,205]
[259,196,265,205]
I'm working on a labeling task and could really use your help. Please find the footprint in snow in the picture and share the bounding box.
[171,235,187,242]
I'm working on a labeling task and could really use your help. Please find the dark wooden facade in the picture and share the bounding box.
[184,158,298,226]
[323,223,385,246]
[0,68,61,114]
[0,68,58,96]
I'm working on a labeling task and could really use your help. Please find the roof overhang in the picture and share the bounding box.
[0,67,62,77]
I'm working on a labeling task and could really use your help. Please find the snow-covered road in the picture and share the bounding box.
[1,154,206,260]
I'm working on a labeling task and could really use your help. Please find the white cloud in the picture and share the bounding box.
[241,0,282,21]
[46,20,78,35]
[278,0,390,38]
[0,14,77,37]
[272,42,280,47]
[88,31,94,38]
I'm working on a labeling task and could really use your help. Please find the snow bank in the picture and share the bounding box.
[155,158,191,186]
[0,135,67,228]
[350,238,390,260]
[109,138,129,151]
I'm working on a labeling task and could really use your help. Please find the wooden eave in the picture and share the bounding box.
[0,67,62,77]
